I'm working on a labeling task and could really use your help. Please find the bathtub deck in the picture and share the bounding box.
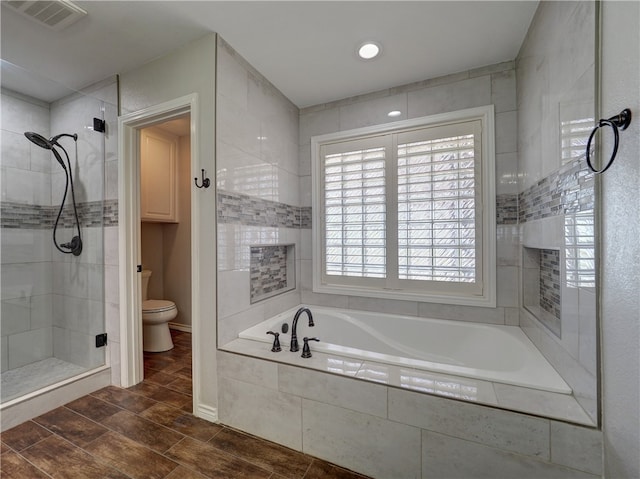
[222,338,595,426]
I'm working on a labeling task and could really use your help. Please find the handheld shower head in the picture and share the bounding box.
[24,131,76,171]
[24,131,53,150]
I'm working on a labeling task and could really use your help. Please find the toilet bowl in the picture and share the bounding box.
[141,270,176,352]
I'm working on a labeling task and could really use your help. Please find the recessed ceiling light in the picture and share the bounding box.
[358,42,381,60]
[388,110,402,117]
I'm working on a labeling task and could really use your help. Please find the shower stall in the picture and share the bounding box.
[1,60,116,427]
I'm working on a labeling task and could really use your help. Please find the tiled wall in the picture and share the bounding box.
[217,351,602,479]
[298,61,520,325]
[1,90,54,372]
[1,78,118,378]
[216,37,302,346]
[516,0,597,422]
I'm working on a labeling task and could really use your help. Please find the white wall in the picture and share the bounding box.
[119,33,217,413]
[600,1,640,477]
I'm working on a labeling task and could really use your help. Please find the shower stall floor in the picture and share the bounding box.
[1,358,87,403]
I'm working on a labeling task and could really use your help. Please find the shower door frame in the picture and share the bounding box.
[118,93,206,418]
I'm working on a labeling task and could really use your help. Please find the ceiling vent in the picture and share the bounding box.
[5,0,87,31]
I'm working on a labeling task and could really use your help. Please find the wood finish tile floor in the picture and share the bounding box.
[1,331,371,479]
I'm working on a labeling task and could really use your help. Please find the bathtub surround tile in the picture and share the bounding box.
[218,376,302,450]
[278,364,387,418]
[346,296,419,317]
[388,387,550,458]
[493,383,593,425]
[417,302,506,325]
[217,350,279,389]
[550,421,603,475]
[302,399,422,479]
[217,190,310,229]
[355,361,499,406]
[421,430,600,479]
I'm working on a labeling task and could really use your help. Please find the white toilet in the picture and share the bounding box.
[141,269,177,352]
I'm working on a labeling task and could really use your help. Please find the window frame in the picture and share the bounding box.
[311,105,496,307]
[311,105,497,307]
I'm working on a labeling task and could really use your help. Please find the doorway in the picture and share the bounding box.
[118,94,204,417]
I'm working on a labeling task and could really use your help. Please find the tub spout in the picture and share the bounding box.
[290,307,314,352]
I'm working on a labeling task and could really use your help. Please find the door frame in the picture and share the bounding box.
[118,94,200,411]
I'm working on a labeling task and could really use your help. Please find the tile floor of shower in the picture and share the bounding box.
[0,330,370,479]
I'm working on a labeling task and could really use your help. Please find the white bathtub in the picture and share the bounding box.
[239,305,572,394]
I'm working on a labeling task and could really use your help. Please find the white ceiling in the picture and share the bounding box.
[1,1,538,107]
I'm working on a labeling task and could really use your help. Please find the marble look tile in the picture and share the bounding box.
[299,107,340,146]
[302,399,421,479]
[221,339,362,377]
[495,110,518,154]
[83,431,178,479]
[217,350,279,389]
[346,296,418,317]
[278,364,387,418]
[209,427,312,478]
[218,376,302,450]
[493,383,593,425]
[22,435,129,479]
[491,69,517,113]
[388,387,550,458]
[356,362,498,406]
[407,76,491,119]
[166,436,271,478]
[550,422,602,475]
[338,93,407,131]
[417,301,505,324]
[422,430,599,479]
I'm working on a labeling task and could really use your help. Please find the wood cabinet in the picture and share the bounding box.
[141,127,179,223]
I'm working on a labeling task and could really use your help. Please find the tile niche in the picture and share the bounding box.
[250,244,296,303]
[523,247,562,337]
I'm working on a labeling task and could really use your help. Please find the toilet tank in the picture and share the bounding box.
[141,270,152,301]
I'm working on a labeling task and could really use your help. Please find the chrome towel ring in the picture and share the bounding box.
[585,108,632,174]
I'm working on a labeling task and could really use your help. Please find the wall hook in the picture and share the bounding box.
[194,169,211,188]
[585,108,632,175]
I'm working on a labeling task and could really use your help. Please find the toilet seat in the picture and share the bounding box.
[143,299,176,313]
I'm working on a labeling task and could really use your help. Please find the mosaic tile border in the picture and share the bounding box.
[1,199,118,229]
[217,190,311,229]
[519,157,594,224]
[496,194,518,225]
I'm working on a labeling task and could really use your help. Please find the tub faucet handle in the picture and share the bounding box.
[301,337,320,358]
[266,331,281,352]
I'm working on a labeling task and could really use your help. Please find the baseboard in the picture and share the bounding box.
[195,403,218,423]
[169,322,192,333]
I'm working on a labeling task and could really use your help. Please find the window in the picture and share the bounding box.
[311,106,496,307]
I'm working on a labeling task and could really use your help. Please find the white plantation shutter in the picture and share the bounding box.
[313,107,494,305]
[321,136,390,287]
[396,121,483,295]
